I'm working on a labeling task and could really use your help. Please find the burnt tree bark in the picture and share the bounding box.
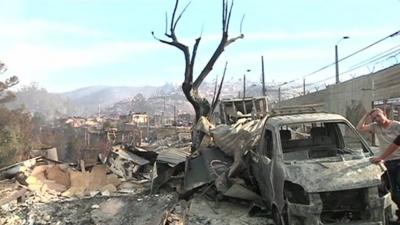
[153,0,243,150]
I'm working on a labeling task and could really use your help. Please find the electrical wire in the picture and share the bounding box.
[301,30,400,79]
[340,49,400,75]
[346,44,400,70]
[273,30,400,96]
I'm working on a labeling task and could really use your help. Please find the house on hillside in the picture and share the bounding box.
[131,113,148,127]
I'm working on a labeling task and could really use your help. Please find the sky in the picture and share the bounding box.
[0,0,399,93]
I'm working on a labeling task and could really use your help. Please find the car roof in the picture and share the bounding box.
[266,112,348,126]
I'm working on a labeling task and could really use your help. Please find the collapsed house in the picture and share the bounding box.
[0,126,194,224]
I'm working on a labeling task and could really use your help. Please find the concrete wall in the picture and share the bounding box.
[277,64,400,125]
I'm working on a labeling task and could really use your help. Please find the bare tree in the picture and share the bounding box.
[0,61,19,104]
[153,0,244,149]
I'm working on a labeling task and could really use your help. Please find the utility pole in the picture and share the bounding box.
[261,56,266,96]
[278,82,288,104]
[278,86,281,103]
[162,96,166,126]
[98,104,101,118]
[243,74,246,98]
[303,78,306,95]
[335,44,339,84]
[335,36,350,84]
[173,105,176,126]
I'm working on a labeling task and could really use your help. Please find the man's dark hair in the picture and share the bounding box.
[369,108,384,115]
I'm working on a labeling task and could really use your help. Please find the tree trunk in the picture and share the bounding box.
[153,0,243,151]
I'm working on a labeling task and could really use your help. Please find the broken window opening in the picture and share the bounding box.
[264,129,274,159]
[279,121,369,161]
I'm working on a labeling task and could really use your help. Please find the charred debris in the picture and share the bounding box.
[0,99,395,225]
[0,112,195,225]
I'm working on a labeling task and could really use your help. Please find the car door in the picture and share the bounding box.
[251,124,276,205]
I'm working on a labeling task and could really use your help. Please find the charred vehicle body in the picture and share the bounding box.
[249,111,392,225]
[184,101,392,224]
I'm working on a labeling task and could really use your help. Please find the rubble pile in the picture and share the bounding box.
[163,196,271,225]
[0,122,272,225]
[14,163,121,199]
[1,192,178,225]
[0,151,183,225]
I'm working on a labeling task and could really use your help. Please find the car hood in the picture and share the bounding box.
[284,158,385,193]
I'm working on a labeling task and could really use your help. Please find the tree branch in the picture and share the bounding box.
[189,37,201,83]
[154,0,243,127]
[151,32,188,52]
[209,61,227,118]
[226,34,244,46]
[173,1,191,32]
[226,0,234,32]
[210,75,219,109]
[170,0,180,40]
[6,76,19,88]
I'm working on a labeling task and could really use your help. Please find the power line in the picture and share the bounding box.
[302,50,400,93]
[340,30,399,62]
[305,75,336,87]
[346,44,400,70]
[272,30,400,94]
[340,48,400,75]
[302,30,400,79]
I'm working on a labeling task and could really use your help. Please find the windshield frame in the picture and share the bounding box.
[278,119,373,162]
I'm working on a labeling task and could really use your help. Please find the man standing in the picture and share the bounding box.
[357,108,400,219]
[370,134,400,163]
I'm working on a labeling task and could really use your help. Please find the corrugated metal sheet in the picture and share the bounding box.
[157,147,190,166]
[203,117,266,156]
[112,148,149,166]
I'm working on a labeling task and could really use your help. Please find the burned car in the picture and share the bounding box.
[249,111,392,225]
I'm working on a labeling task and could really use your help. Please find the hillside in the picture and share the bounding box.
[10,81,298,118]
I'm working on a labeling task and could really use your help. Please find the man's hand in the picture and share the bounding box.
[365,114,373,124]
[357,112,373,132]
[370,156,384,164]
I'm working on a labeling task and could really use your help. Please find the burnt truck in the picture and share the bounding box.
[248,109,392,225]
[185,101,393,225]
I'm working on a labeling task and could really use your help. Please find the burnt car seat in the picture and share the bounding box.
[280,129,291,141]
[310,127,333,145]
[309,127,336,158]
